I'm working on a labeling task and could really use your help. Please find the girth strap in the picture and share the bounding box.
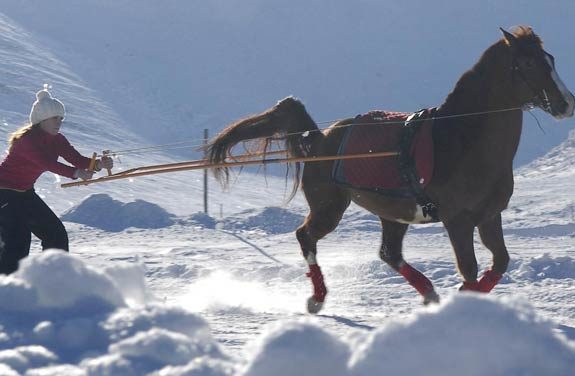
[399,108,439,222]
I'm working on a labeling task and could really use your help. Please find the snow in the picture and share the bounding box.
[2,252,575,375]
[62,194,175,232]
[0,251,231,375]
[0,250,575,376]
[0,1,575,375]
[242,321,350,376]
[217,207,305,235]
[349,295,575,376]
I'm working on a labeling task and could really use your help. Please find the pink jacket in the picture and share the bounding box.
[0,127,91,191]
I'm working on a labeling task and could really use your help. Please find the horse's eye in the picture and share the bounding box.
[521,57,536,70]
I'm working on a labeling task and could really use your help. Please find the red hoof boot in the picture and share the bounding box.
[477,270,502,292]
[459,280,481,292]
[306,264,327,304]
[460,271,502,293]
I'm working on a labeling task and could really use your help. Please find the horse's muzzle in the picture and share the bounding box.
[549,91,575,119]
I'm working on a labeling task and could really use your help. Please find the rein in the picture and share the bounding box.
[104,106,525,159]
[69,105,528,188]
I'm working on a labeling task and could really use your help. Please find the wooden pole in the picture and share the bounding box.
[115,149,288,176]
[61,149,399,188]
[203,129,208,215]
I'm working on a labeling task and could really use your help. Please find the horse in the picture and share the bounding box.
[206,26,574,313]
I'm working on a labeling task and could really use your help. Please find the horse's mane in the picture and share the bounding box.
[508,25,542,48]
[440,25,542,114]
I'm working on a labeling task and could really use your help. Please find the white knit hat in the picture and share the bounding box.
[29,85,66,125]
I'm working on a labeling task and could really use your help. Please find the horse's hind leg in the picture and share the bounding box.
[296,184,350,314]
[475,213,508,292]
[379,218,439,304]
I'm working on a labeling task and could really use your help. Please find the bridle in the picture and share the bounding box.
[510,52,553,113]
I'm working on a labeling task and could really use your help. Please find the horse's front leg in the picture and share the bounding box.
[444,213,480,291]
[475,213,508,292]
[379,218,439,305]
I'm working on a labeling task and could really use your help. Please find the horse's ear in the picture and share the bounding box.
[500,27,518,49]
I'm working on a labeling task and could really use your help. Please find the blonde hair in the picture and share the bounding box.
[8,123,36,151]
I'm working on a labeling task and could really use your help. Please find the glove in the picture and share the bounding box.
[74,169,94,181]
[96,156,113,171]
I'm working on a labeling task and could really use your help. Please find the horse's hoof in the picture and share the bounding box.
[307,296,324,314]
[423,290,440,305]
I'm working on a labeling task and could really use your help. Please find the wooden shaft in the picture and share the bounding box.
[61,150,398,188]
[227,149,288,161]
[109,150,289,176]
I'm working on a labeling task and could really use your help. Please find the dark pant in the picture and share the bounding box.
[0,189,68,274]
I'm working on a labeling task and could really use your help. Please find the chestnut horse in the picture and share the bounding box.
[207,26,574,313]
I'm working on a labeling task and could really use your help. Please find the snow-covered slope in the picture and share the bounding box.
[505,125,575,231]
[0,9,311,218]
[0,12,138,152]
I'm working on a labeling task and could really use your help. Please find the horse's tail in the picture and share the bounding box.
[206,96,321,200]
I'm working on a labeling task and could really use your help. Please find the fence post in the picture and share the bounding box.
[203,128,208,214]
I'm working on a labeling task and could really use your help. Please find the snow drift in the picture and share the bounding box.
[0,251,574,375]
[61,194,175,232]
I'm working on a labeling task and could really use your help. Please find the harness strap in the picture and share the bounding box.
[398,108,439,222]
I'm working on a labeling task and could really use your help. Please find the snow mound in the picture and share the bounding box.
[510,253,575,281]
[221,207,304,234]
[239,295,575,376]
[0,251,231,375]
[11,250,125,312]
[349,294,575,375]
[188,212,218,229]
[241,320,350,376]
[61,194,175,232]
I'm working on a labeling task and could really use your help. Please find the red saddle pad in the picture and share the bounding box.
[332,110,434,196]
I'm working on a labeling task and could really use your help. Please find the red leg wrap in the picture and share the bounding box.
[477,270,502,292]
[398,263,435,297]
[306,264,327,302]
[460,270,502,293]
[460,280,481,291]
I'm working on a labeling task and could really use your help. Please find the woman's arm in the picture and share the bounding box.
[17,139,78,178]
[55,135,92,170]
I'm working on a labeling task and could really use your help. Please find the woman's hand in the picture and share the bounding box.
[96,156,113,171]
[74,169,94,180]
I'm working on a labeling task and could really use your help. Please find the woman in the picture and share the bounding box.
[0,86,113,274]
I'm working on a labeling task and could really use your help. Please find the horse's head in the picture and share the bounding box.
[501,26,574,119]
